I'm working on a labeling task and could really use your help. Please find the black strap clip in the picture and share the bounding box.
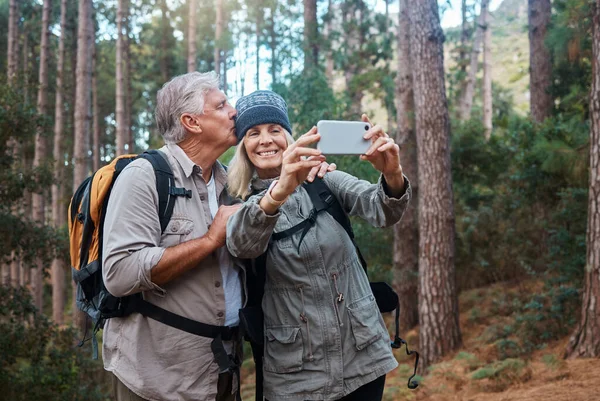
[170,187,192,198]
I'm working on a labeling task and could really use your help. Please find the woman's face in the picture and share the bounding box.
[244,123,288,179]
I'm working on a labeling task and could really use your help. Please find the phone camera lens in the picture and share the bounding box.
[364,125,369,131]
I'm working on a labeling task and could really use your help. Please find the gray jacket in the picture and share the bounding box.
[226,170,411,401]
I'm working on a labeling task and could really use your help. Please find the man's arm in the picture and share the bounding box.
[102,160,239,297]
[151,204,240,286]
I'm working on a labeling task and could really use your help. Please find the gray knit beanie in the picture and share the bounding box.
[234,90,292,142]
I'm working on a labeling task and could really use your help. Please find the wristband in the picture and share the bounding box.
[263,180,289,208]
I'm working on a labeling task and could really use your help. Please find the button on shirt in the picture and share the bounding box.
[101,144,244,401]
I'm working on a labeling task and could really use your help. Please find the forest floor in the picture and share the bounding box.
[239,281,600,401]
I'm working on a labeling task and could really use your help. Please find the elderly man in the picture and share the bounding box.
[101,72,244,401]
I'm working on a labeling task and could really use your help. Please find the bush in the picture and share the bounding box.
[0,286,110,400]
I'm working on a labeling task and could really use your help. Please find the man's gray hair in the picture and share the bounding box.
[155,71,220,144]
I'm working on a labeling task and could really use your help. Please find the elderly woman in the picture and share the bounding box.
[226,90,411,401]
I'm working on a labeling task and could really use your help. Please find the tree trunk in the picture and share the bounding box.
[124,2,133,153]
[564,0,600,359]
[342,1,364,116]
[116,0,127,156]
[483,2,493,138]
[187,0,197,72]
[223,52,228,93]
[214,0,223,76]
[303,0,318,72]
[409,0,462,373]
[459,0,488,121]
[73,0,94,332]
[7,0,18,84]
[31,0,53,313]
[269,7,277,86]
[160,0,169,83]
[325,0,334,82]
[394,0,419,332]
[528,0,553,123]
[256,16,261,89]
[92,37,100,171]
[51,0,68,325]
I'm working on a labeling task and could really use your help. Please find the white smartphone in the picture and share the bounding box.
[316,120,371,155]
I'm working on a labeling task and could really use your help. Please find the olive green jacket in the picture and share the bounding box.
[226,170,411,401]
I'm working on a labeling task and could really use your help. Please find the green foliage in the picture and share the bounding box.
[0,286,109,400]
[471,358,530,385]
[0,82,67,267]
[273,69,342,135]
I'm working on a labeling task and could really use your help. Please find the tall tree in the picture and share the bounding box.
[73,0,94,332]
[303,0,318,71]
[188,0,197,72]
[565,0,600,359]
[7,0,18,84]
[528,0,553,122]
[31,0,53,312]
[409,0,462,372]
[116,0,128,156]
[394,0,419,331]
[160,0,170,83]
[51,0,68,325]
[215,0,223,76]
[459,0,488,121]
[324,0,335,82]
[92,36,100,171]
[482,0,493,138]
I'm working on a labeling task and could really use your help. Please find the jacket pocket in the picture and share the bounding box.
[347,295,383,351]
[264,326,304,373]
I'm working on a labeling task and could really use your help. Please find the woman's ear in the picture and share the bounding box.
[180,113,202,134]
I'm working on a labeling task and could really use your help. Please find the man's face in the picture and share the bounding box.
[196,88,238,150]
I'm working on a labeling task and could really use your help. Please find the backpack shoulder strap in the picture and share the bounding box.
[303,178,368,272]
[139,150,191,233]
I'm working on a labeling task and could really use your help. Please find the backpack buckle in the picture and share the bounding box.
[170,187,192,198]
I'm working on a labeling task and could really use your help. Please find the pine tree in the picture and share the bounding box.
[409,0,462,372]
[565,0,600,359]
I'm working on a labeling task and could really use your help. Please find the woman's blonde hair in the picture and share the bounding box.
[227,129,294,200]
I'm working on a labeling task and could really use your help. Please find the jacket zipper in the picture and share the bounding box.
[331,273,344,327]
[298,285,314,361]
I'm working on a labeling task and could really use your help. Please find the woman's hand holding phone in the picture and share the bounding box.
[271,127,325,201]
[359,114,405,196]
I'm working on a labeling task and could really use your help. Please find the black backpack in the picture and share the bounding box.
[238,177,419,401]
[69,150,239,373]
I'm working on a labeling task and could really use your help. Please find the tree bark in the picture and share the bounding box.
[269,6,277,86]
[528,0,553,123]
[256,15,261,89]
[394,0,419,332]
[215,0,223,76]
[565,0,600,359]
[325,0,334,82]
[483,2,493,138]
[7,0,18,84]
[160,0,169,84]
[124,3,133,153]
[31,0,53,313]
[92,37,100,171]
[303,0,318,72]
[187,0,197,72]
[459,0,488,121]
[51,0,68,325]
[409,0,462,373]
[73,0,94,332]
[116,0,127,156]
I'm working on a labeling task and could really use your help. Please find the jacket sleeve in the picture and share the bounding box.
[226,192,281,259]
[323,170,412,228]
[102,161,166,298]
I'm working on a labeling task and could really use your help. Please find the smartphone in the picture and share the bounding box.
[316,120,371,155]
